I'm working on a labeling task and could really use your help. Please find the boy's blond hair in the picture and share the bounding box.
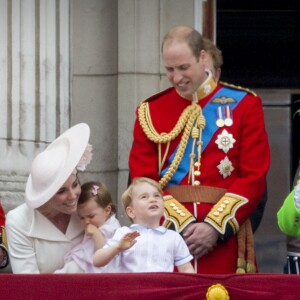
[203,38,223,70]
[122,177,163,222]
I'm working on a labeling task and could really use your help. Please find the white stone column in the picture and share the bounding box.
[0,0,70,213]
[71,0,119,210]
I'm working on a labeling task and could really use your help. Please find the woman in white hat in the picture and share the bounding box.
[6,123,92,273]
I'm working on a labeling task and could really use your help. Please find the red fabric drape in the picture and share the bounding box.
[0,273,297,300]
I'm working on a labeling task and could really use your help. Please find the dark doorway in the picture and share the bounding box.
[216,1,300,89]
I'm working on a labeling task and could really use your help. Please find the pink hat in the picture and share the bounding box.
[26,123,91,208]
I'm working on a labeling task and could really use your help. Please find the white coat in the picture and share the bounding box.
[6,203,84,273]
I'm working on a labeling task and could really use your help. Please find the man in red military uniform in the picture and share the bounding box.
[0,201,9,269]
[129,26,270,274]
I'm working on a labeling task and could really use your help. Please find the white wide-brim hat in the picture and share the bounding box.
[26,123,90,208]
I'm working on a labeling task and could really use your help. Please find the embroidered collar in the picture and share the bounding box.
[176,69,218,101]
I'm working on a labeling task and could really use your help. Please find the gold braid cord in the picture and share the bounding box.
[138,102,203,189]
[0,226,9,268]
[0,226,7,249]
[138,100,205,232]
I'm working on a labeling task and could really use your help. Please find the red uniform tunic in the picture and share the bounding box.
[129,76,270,274]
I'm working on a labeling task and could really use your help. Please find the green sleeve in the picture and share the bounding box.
[277,189,300,236]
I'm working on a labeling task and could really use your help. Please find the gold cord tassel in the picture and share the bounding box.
[195,115,205,173]
[187,92,205,185]
[236,223,247,273]
[245,220,256,273]
[236,219,256,273]
[188,127,199,183]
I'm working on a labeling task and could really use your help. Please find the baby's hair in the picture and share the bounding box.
[122,177,163,211]
[79,181,116,214]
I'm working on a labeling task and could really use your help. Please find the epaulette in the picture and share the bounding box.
[220,81,257,97]
[138,87,173,105]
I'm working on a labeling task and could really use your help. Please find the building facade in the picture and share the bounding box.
[1,0,298,272]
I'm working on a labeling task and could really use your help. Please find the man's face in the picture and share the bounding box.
[163,40,207,97]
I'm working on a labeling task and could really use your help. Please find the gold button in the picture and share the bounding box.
[218,208,223,212]
[194,180,200,186]
[213,211,219,216]
[224,200,230,204]
[180,213,186,217]
[194,162,200,167]
[170,202,175,207]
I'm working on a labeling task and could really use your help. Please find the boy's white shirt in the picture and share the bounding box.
[104,224,193,273]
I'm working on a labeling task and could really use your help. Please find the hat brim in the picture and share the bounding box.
[26,123,90,208]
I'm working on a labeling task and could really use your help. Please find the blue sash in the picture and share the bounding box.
[161,87,247,186]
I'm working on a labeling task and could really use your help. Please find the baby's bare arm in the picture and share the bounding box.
[93,231,140,267]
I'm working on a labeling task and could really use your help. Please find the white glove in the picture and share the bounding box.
[294,181,300,209]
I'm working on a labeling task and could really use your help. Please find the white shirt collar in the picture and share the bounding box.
[130,223,167,233]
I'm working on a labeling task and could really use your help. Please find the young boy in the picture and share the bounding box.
[93,177,194,273]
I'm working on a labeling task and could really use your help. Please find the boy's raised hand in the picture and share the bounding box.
[118,231,140,251]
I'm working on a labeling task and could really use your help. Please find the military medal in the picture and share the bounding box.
[215,129,236,153]
[224,105,233,126]
[216,106,225,127]
[217,156,234,178]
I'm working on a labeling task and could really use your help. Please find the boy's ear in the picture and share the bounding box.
[199,49,207,63]
[126,206,135,219]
